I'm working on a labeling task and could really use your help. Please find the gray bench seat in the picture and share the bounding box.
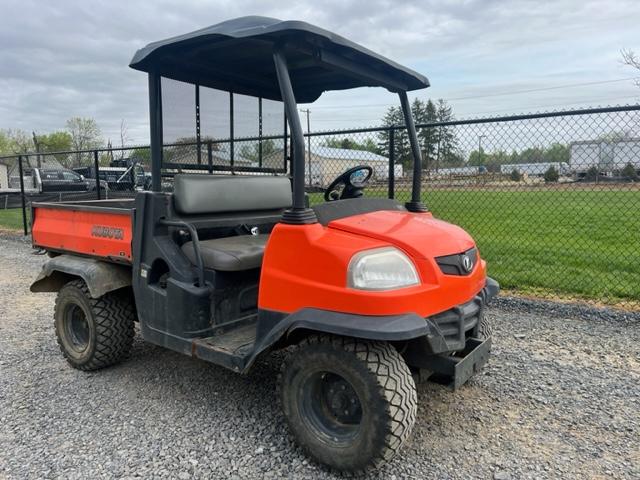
[181,234,269,271]
[173,174,292,271]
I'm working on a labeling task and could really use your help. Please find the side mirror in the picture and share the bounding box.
[80,174,85,180]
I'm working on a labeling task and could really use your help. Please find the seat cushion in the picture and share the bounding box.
[181,234,269,271]
[173,174,292,215]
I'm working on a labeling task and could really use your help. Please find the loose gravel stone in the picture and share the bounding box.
[0,232,638,479]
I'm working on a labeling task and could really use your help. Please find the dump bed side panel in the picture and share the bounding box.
[32,205,133,262]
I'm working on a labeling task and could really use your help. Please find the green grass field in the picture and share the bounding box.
[1,188,638,305]
[0,208,27,231]
[310,188,640,305]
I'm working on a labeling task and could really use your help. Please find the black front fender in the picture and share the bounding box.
[242,307,432,372]
[282,308,430,341]
[30,254,132,298]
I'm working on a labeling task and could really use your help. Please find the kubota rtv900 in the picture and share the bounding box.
[30,17,498,472]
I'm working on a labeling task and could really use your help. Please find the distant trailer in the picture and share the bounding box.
[432,166,481,177]
[500,162,569,176]
[570,138,640,173]
[0,163,7,190]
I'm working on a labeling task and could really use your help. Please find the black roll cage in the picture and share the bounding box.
[138,17,429,223]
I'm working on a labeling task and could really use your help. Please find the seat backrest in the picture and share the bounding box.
[173,174,292,215]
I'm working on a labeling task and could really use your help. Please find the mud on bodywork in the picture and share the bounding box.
[30,254,132,298]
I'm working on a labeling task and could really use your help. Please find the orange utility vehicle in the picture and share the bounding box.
[30,17,498,472]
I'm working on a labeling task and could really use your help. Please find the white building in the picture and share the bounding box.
[570,138,640,173]
[263,146,396,186]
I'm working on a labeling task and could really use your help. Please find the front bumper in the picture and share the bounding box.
[423,337,492,389]
[424,277,499,354]
[404,277,499,388]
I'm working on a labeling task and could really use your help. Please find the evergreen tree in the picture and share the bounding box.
[417,100,438,169]
[377,106,410,166]
[378,98,459,170]
[433,99,460,169]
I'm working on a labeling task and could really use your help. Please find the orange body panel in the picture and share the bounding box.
[259,210,487,318]
[32,206,133,262]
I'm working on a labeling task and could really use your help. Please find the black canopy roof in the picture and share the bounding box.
[129,16,429,103]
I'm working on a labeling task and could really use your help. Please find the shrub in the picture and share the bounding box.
[585,166,599,181]
[544,166,559,183]
[621,163,639,181]
[510,169,522,182]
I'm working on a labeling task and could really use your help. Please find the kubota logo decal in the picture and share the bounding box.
[91,225,124,240]
[461,254,473,273]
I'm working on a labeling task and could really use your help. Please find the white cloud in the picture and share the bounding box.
[0,0,638,141]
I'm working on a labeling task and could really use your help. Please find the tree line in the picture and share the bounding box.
[0,118,104,157]
[321,99,577,172]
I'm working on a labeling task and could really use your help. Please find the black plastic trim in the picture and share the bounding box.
[312,198,405,226]
[280,208,318,224]
[436,247,479,276]
[404,201,429,213]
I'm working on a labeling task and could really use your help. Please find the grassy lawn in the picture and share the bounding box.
[0,208,27,231]
[2,188,638,305]
[310,188,640,304]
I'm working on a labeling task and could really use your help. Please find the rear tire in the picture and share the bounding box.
[279,335,417,473]
[54,279,135,371]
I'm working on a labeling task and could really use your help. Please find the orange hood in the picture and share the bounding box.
[327,210,476,259]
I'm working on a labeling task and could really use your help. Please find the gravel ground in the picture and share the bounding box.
[1,232,639,479]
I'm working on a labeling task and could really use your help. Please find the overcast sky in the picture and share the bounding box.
[1,0,638,144]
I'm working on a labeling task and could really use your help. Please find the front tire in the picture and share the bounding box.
[279,335,417,473]
[478,311,493,340]
[54,279,135,371]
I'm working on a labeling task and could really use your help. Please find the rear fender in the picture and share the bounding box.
[30,254,131,298]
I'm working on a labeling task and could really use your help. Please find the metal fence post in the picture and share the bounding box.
[229,92,234,172]
[93,150,101,200]
[258,97,263,168]
[17,155,28,235]
[207,140,213,174]
[195,84,201,165]
[388,128,395,199]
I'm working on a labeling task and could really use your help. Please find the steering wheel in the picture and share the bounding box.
[324,165,373,202]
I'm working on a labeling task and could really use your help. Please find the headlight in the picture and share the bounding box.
[347,247,420,291]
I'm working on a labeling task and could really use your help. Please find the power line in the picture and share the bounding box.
[308,77,640,110]
[308,94,640,124]
[446,77,640,101]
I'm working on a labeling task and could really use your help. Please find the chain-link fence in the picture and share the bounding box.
[1,105,639,308]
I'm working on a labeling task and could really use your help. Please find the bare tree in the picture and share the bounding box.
[8,129,33,153]
[119,119,130,159]
[66,117,103,166]
[621,49,640,87]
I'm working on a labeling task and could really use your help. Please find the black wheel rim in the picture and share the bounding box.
[63,303,90,352]
[299,371,363,444]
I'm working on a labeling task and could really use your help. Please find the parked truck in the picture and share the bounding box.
[31,167,108,193]
[74,158,150,192]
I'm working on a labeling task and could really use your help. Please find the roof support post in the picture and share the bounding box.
[273,47,317,224]
[398,91,428,212]
[148,73,163,192]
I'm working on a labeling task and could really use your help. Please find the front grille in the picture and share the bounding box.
[430,295,482,351]
[436,247,478,276]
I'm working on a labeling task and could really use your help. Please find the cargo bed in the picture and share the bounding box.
[31,199,135,263]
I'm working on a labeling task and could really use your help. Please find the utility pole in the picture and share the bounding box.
[299,108,312,187]
[32,131,42,168]
[478,134,486,167]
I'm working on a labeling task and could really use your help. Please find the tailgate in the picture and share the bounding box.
[32,202,134,263]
